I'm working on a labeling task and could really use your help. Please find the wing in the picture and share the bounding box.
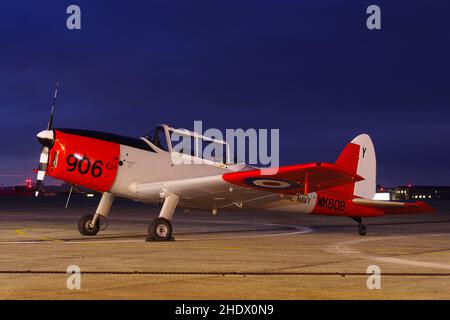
[130,162,362,211]
[223,162,363,195]
[129,174,280,210]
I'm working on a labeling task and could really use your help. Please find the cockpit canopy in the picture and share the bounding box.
[144,126,168,151]
[144,125,232,164]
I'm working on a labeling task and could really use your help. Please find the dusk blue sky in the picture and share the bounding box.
[1,0,449,186]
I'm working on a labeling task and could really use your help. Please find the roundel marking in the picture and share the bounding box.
[243,178,300,190]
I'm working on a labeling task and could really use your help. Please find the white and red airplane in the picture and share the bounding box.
[35,87,434,241]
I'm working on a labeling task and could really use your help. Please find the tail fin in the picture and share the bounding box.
[331,134,376,199]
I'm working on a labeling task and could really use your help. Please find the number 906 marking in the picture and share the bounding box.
[66,154,103,178]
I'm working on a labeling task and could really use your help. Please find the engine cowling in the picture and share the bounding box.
[46,130,120,192]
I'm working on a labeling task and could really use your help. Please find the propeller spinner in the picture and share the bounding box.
[35,82,59,197]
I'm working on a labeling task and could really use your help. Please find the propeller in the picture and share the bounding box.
[35,82,59,197]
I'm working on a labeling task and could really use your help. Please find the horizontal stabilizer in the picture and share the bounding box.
[353,198,435,214]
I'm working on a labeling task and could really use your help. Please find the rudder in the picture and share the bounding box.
[332,134,376,199]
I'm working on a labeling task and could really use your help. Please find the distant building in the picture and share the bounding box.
[373,192,390,200]
[391,186,450,200]
[0,179,99,198]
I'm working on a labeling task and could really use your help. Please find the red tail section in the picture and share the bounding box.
[327,143,360,198]
[326,134,376,199]
[313,135,435,218]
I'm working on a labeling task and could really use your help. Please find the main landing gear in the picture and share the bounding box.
[147,192,179,241]
[350,217,367,236]
[77,191,179,242]
[78,192,115,236]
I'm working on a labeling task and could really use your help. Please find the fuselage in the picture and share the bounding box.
[43,128,386,217]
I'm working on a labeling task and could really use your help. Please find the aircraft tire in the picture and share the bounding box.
[78,214,100,236]
[147,217,173,241]
[358,224,367,236]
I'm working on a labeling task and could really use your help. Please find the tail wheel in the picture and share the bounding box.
[78,214,100,236]
[147,217,173,241]
[359,224,367,236]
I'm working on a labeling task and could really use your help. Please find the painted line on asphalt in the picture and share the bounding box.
[1,220,314,245]
[329,234,450,271]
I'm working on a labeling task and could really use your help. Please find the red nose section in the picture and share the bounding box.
[47,130,120,192]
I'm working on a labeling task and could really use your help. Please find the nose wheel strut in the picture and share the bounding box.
[78,192,114,236]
